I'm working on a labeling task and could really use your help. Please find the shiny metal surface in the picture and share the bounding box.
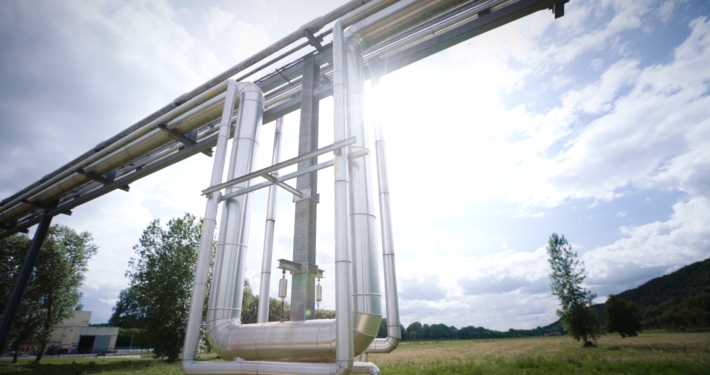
[333,17,356,375]
[344,37,383,330]
[258,117,284,324]
[0,82,229,224]
[182,81,241,363]
[188,0,494,372]
[278,278,288,299]
[365,119,401,353]
[0,0,566,370]
[345,0,472,49]
[0,0,383,220]
[368,0,512,59]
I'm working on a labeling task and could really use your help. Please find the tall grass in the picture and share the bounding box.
[2,332,708,374]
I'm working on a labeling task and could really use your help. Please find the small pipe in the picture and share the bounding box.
[181,80,240,364]
[366,105,401,353]
[257,117,284,324]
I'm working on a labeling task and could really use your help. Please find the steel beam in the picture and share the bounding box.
[158,124,213,156]
[0,133,219,240]
[364,0,559,77]
[290,55,320,321]
[202,136,356,196]
[0,201,55,353]
[75,169,130,192]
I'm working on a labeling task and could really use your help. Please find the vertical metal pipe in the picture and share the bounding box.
[0,204,55,353]
[182,81,239,362]
[230,85,263,321]
[257,117,284,324]
[345,28,383,341]
[209,83,264,326]
[366,100,401,353]
[332,18,355,375]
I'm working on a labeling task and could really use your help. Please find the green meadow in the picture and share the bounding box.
[2,332,708,375]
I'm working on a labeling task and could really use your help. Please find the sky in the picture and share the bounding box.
[1,0,709,331]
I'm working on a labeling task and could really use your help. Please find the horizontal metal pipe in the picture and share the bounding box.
[0,82,229,216]
[182,360,379,375]
[221,160,335,201]
[345,0,473,49]
[0,0,377,213]
[1,0,554,236]
[16,94,228,211]
[202,137,358,196]
[367,0,511,59]
[206,312,381,362]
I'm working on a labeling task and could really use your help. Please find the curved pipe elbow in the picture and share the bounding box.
[365,335,400,353]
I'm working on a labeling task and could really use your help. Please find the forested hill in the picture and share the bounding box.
[614,257,710,307]
[591,257,710,330]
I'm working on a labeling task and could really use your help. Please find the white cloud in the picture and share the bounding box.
[99,298,119,306]
[203,7,271,69]
[584,197,710,295]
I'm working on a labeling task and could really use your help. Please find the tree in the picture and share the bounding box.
[109,287,147,329]
[406,321,422,341]
[0,233,43,364]
[547,233,600,347]
[0,226,97,364]
[377,318,388,338]
[605,295,641,338]
[125,213,202,362]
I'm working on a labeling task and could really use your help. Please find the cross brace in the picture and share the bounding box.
[158,124,213,157]
[75,169,130,192]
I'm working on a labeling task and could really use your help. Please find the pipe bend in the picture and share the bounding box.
[365,336,400,353]
[235,81,263,95]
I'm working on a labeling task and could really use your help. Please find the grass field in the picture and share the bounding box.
[1,332,708,374]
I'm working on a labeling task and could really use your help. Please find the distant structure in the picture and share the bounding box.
[49,311,118,354]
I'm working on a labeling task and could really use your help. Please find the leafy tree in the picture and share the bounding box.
[400,325,407,341]
[34,226,96,363]
[605,295,641,337]
[240,279,259,324]
[115,328,148,348]
[314,308,333,320]
[406,321,422,340]
[421,324,431,340]
[547,233,600,347]
[0,233,43,364]
[109,287,147,329]
[0,226,97,364]
[126,213,202,362]
[377,318,388,338]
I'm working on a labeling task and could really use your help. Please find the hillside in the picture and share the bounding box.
[615,258,710,307]
[591,257,710,330]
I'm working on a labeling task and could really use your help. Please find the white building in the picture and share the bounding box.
[50,311,118,354]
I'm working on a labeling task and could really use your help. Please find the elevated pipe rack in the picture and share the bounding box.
[0,0,570,370]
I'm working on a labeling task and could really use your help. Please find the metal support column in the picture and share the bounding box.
[290,54,320,321]
[0,201,56,353]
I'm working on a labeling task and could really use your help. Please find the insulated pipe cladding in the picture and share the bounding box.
[180,0,493,373]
